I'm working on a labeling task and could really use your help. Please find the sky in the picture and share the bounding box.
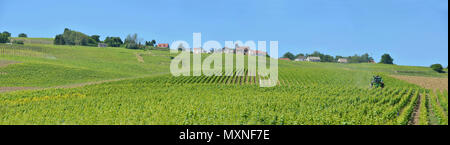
[0,0,448,66]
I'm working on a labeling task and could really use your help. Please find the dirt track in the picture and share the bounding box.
[0,73,168,94]
[391,75,448,91]
[0,87,39,93]
[0,60,21,67]
[409,94,421,125]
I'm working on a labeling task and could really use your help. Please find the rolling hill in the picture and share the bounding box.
[0,38,447,125]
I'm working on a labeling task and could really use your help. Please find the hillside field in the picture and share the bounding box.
[0,39,448,125]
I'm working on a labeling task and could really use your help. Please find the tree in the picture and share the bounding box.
[295,53,305,59]
[0,33,9,43]
[124,33,143,49]
[104,37,123,47]
[335,56,344,62]
[322,55,334,62]
[430,64,444,73]
[18,33,27,38]
[145,41,154,47]
[380,54,394,64]
[2,31,11,37]
[54,34,65,45]
[91,35,100,43]
[282,52,295,60]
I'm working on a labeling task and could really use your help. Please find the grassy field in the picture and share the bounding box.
[0,40,448,125]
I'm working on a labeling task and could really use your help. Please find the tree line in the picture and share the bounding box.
[0,31,28,43]
[53,28,161,50]
[282,51,394,64]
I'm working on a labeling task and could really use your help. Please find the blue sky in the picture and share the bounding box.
[0,0,448,66]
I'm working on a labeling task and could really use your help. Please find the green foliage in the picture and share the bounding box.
[124,33,144,49]
[54,34,65,45]
[18,33,27,38]
[429,91,448,125]
[2,31,11,37]
[282,52,295,60]
[347,53,373,63]
[12,40,24,45]
[430,64,444,73]
[53,28,97,46]
[90,35,100,43]
[293,51,374,63]
[145,40,156,47]
[418,91,428,125]
[0,33,9,43]
[104,37,123,47]
[380,54,394,64]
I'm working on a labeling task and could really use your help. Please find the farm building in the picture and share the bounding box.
[223,47,234,54]
[234,45,267,56]
[306,57,321,62]
[249,50,267,57]
[98,43,107,47]
[279,58,291,61]
[236,46,250,55]
[338,58,348,63]
[157,43,169,48]
[295,56,306,61]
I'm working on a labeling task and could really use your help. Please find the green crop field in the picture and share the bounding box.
[0,41,448,125]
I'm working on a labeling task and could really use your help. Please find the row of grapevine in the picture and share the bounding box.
[428,90,448,125]
[418,91,429,125]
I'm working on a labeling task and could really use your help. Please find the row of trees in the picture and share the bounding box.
[0,31,28,43]
[53,28,159,50]
[282,51,394,64]
[1,31,27,38]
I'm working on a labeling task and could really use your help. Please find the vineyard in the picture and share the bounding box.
[0,43,448,125]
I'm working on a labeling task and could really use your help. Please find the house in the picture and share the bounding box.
[295,56,306,61]
[248,50,267,56]
[157,43,169,48]
[193,48,203,54]
[279,58,291,61]
[98,43,107,48]
[338,58,348,63]
[255,50,267,57]
[306,57,321,62]
[236,46,250,55]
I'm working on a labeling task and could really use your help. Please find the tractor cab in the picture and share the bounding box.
[371,75,385,88]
